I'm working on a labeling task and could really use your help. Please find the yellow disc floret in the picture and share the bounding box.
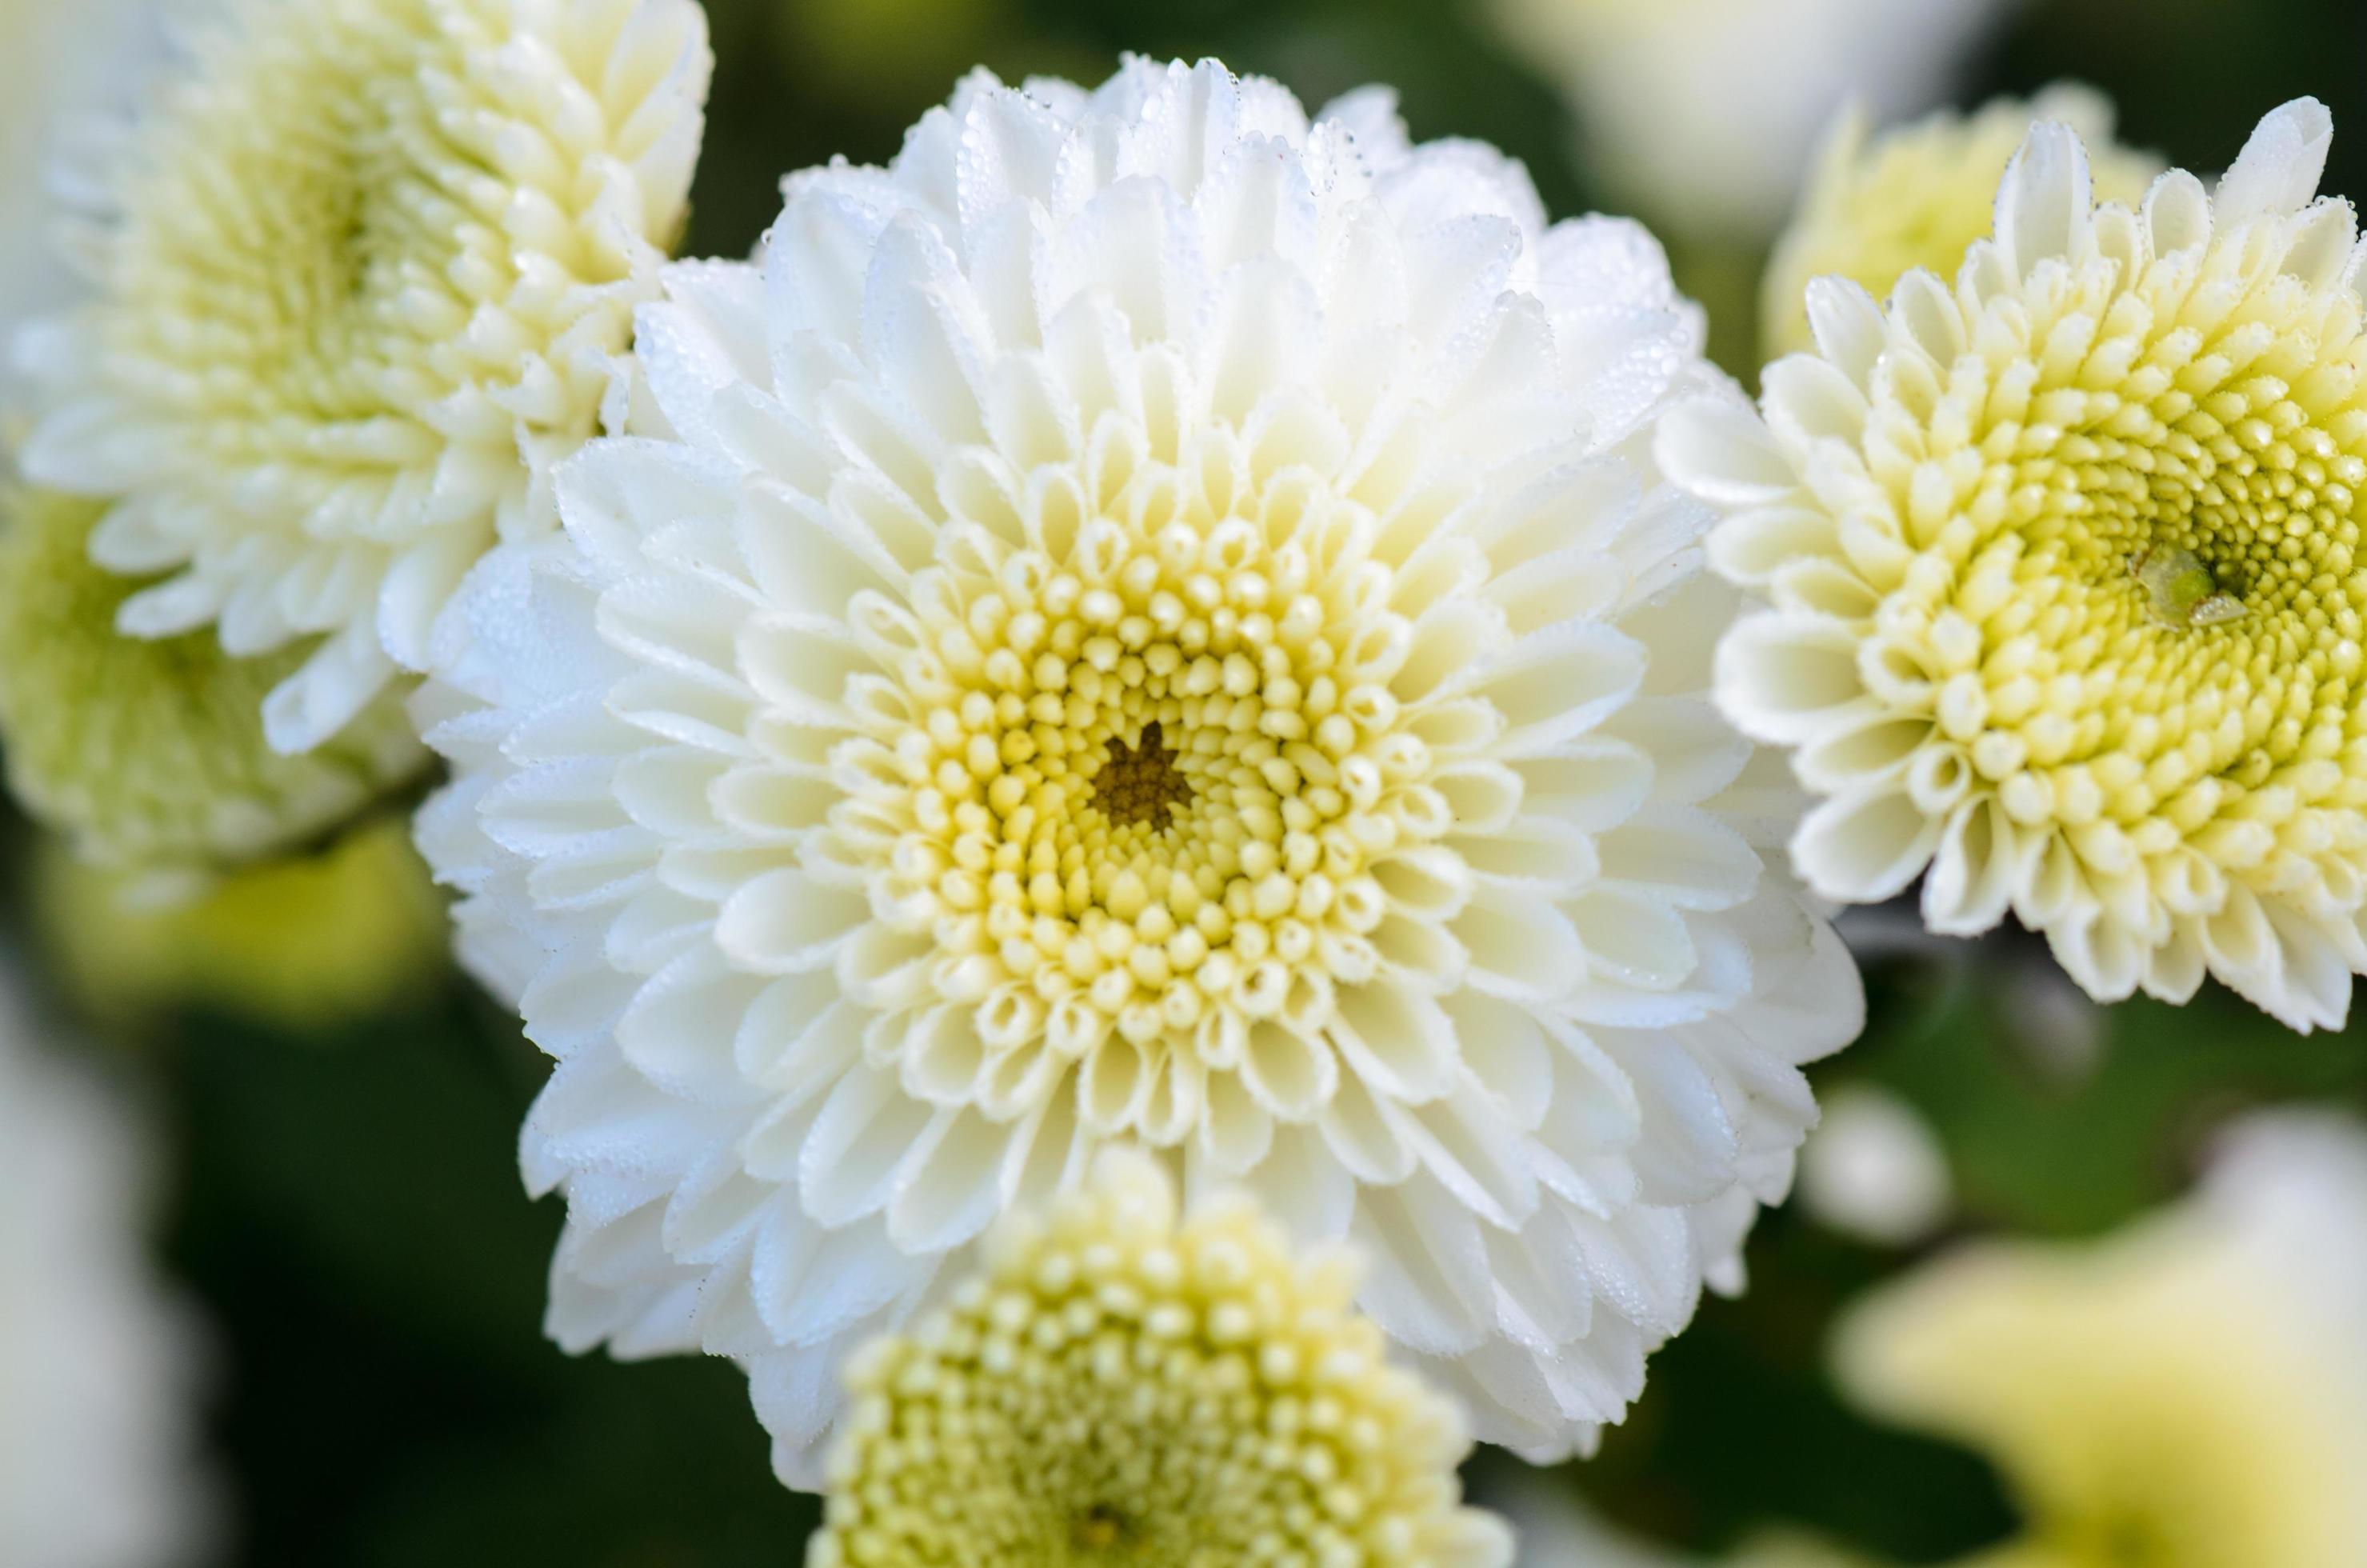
[811,469,1436,1108]
[808,1147,1513,1567]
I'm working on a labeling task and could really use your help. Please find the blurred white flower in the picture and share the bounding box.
[0,0,154,342]
[1662,99,2367,1031]
[1489,0,2006,242]
[418,57,1862,1482]
[1481,1469,1693,1567]
[1482,1467,1875,1567]
[1837,1109,2367,1566]
[17,0,712,753]
[1796,1083,1953,1247]
[0,984,210,1568]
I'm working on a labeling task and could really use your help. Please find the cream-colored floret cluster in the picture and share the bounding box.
[810,1149,1512,1567]
[19,0,711,754]
[1761,85,2161,360]
[1665,99,2367,1028]
[839,432,1449,1119]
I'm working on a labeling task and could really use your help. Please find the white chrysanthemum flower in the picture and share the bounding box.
[16,0,713,754]
[1836,1110,2367,1566]
[1761,86,2162,362]
[808,1146,1512,1567]
[1661,99,2367,1031]
[0,985,210,1568]
[418,58,1863,1480]
[1487,0,2004,241]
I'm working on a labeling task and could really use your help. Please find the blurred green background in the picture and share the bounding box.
[32,0,2367,1562]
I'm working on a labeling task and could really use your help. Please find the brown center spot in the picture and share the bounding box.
[1073,1505,1133,1550]
[1092,721,1192,829]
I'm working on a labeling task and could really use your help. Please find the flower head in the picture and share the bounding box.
[1761,86,2161,361]
[1662,99,2367,1030]
[17,0,712,754]
[807,1146,1512,1567]
[1836,1110,2367,1566]
[0,486,422,876]
[36,818,448,1031]
[419,58,1861,1479]
[0,981,210,1568]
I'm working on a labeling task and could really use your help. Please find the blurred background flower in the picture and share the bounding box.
[0,973,213,1568]
[1794,1084,1955,1249]
[32,817,449,1034]
[0,486,422,884]
[1835,1110,2367,1566]
[1488,0,2008,245]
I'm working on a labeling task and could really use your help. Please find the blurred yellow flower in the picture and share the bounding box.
[37,817,450,1032]
[810,1146,1513,1567]
[0,487,422,877]
[1761,87,2161,361]
[1835,1112,2367,1568]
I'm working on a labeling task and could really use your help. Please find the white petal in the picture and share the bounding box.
[2215,97,2333,226]
[1993,118,2093,278]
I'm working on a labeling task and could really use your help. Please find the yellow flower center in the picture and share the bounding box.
[809,1153,1504,1568]
[841,465,1437,1080]
[1876,254,2367,842]
[117,1,479,446]
[94,0,678,502]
